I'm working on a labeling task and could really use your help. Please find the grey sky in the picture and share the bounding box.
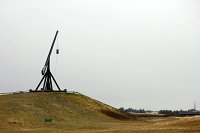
[0,0,200,110]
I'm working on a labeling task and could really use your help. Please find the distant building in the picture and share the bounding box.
[179,101,200,116]
[179,109,200,116]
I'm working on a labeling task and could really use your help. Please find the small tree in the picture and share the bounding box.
[119,107,125,112]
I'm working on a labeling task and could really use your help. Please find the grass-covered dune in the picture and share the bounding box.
[0,92,135,131]
[1,92,200,133]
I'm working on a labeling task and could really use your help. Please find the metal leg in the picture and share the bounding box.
[35,75,45,91]
[51,73,61,91]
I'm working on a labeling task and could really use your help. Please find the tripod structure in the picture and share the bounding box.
[33,30,62,92]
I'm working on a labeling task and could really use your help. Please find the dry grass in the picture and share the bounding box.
[0,92,200,133]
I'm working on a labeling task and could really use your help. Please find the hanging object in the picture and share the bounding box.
[56,49,59,54]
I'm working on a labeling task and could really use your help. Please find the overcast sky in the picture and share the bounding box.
[0,0,200,110]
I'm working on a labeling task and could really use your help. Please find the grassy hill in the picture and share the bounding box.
[0,92,135,132]
[1,92,200,133]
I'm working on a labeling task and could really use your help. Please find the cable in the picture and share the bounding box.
[55,35,59,74]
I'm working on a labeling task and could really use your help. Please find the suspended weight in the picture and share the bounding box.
[56,49,59,54]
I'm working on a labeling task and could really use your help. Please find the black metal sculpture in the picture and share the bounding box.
[31,30,63,92]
